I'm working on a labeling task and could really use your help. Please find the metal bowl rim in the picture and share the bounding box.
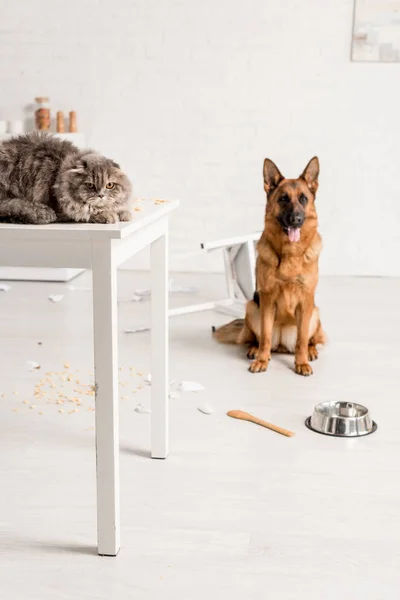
[313,401,369,420]
[305,416,378,438]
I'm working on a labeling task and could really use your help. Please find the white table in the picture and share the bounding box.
[0,200,178,556]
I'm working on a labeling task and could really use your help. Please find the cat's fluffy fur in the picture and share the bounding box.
[0,133,132,224]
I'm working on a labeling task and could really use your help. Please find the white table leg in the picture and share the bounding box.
[92,240,120,556]
[151,226,169,459]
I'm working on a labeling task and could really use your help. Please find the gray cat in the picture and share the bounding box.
[0,133,132,224]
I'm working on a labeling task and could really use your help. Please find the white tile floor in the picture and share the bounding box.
[1,271,400,599]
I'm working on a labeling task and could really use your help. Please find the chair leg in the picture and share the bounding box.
[150,227,169,459]
[92,240,120,556]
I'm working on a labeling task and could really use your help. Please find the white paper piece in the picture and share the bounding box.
[198,403,213,415]
[169,391,181,400]
[145,374,175,386]
[131,294,143,302]
[124,326,151,334]
[134,403,151,414]
[178,381,204,392]
[26,360,41,371]
[169,279,198,294]
[134,288,151,297]
[48,294,64,303]
[0,284,10,292]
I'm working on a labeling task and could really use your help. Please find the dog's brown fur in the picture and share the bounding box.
[214,156,325,376]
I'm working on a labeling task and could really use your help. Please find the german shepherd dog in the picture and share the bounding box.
[214,157,325,376]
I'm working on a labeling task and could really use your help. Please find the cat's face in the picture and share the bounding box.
[66,153,131,208]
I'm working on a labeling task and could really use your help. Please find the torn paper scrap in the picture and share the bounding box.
[197,403,213,415]
[144,374,176,386]
[26,360,41,371]
[178,381,204,392]
[0,284,10,292]
[48,294,64,303]
[134,288,151,297]
[124,326,151,334]
[134,403,151,414]
[131,294,143,302]
[169,279,198,294]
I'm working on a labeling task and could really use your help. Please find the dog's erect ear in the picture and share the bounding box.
[263,159,284,194]
[300,157,319,194]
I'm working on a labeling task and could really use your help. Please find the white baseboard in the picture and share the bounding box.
[0,268,84,282]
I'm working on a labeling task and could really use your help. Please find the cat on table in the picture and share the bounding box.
[0,133,132,224]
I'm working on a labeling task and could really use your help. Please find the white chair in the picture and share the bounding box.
[169,231,260,319]
[0,200,178,556]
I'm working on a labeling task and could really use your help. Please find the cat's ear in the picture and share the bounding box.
[68,159,87,174]
[111,160,120,169]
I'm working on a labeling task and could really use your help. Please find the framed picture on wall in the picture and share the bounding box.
[352,0,400,62]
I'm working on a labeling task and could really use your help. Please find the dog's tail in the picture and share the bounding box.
[213,292,259,345]
[212,319,246,344]
[212,318,255,345]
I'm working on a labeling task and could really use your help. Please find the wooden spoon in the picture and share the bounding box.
[227,409,295,438]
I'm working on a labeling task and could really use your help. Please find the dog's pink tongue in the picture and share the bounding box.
[288,227,300,243]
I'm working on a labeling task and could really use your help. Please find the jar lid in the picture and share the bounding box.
[35,97,50,103]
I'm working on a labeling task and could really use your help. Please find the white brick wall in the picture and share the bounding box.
[1,0,400,275]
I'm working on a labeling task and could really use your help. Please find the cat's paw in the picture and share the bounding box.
[91,211,118,224]
[34,206,57,224]
[118,210,132,222]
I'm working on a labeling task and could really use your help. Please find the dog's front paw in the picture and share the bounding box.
[295,362,313,376]
[118,210,132,222]
[91,211,118,224]
[249,359,269,373]
[247,346,259,360]
[308,345,318,362]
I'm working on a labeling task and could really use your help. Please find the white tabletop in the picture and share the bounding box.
[0,200,179,241]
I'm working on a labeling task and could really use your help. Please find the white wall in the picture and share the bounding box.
[2,0,400,275]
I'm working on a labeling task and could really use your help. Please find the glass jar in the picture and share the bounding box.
[34,97,51,131]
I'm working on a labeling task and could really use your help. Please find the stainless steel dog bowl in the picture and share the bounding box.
[305,401,377,437]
